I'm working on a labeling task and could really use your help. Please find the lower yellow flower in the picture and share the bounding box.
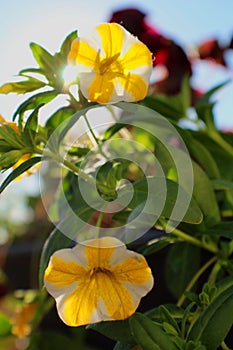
[44,237,154,327]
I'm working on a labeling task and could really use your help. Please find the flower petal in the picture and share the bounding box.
[68,38,99,69]
[117,73,149,101]
[80,72,115,103]
[96,23,124,58]
[122,41,152,70]
[60,270,135,326]
[44,247,87,299]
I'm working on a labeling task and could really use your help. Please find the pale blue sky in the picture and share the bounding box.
[1,0,233,128]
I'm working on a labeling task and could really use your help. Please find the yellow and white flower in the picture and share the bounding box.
[68,23,153,104]
[44,237,154,327]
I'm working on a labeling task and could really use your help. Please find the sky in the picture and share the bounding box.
[0,0,233,128]
[0,0,233,228]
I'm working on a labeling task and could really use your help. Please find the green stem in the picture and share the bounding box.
[34,147,96,185]
[95,211,104,239]
[168,226,218,254]
[210,130,233,157]
[83,112,110,161]
[177,256,218,307]
[83,112,99,146]
[221,341,231,350]
[208,261,222,287]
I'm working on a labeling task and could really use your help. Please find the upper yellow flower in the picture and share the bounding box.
[44,237,154,327]
[68,23,153,104]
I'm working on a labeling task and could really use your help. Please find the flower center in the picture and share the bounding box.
[99,52,121,75]
[90,266,112,277]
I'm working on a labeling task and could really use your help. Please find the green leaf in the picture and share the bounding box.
[19,67,44,76]
[206,222,233,239]
[59,30,78,58]
[138,237,171,256]
[195,81,230,107]
[146,304,184,322]
[175,128,220,180]
[129,177,203,224]
[130,313,178,350]
[159,305,180,334]
[0,124,23,148]
[195,81,230,126]
[39,228,73,287]
[142,75,191,121]
[165,243,201,299]
[212,179,233,191]
[30,43,56,79]
[0,150,24,169]
[24,104,41,133]
[13,90,58,123]
[0,156,42,193]
[188,282,233,349]
[88,319,134,345]
[0,78,46,94]
[0,313,12,336]
[192,161,220,228]
[45,107,74,132]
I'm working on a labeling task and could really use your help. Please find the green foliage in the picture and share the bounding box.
[88,319,134,345]
[165,243,201,299]
[0,25,233,350]
[0,78,46,94]
[141,75,191,121]
[0,156,42,193]
[0,313,12,337]
[129,313,178,350]
[188,278,233,349]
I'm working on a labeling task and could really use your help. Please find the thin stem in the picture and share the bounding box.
[95,211,104,239]
[107,105,132,140]
[159,223,219,272]
[83,112,110,161]
[177,256,218,307]
[83,112,99,146]
[210,130,233,157]
[208,261,222,287]
[34,147,96,185]
[221,341,231,350]
[167,226,218,254]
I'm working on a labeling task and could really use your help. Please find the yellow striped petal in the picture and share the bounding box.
[118,73,148,101]
[121,42,152,70]
[96,23,124,58]
[44,255,86,288]
[85,73,115,103]
[68,39,99,68]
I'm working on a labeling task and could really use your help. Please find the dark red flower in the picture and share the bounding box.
[109,8,192,95]
[198,39,227,67]
[229,35,233,49]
